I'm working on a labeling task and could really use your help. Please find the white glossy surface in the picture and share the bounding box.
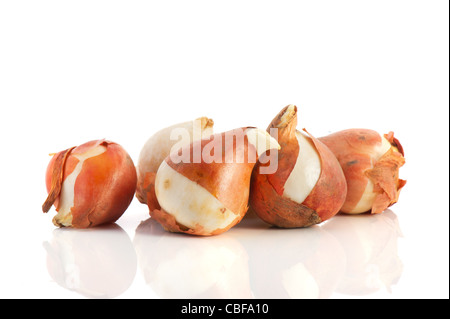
[0,199,446,299]
[0,0,448,299]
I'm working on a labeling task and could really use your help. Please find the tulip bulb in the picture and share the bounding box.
[250,105,347,228]
[319,129,406,214]
[136,117,214,211]
[43,139,137,228]
[151,127,280,236]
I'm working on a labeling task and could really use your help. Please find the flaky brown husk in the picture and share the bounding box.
[319,129,406,214]
[139,172,161,212]
[265,104,299,196]
[365,147,406,214]
[301,130,348,221]
[250,170,322,228]
[250,105,347,228]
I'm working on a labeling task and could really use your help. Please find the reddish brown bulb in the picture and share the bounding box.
[319,129,406,214]
[43,139,137,228]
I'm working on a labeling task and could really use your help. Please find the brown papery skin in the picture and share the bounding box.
[250,105,347,228]
[44,140,137,228]
[250,170,322,228]
[265,104,299,196]
[139,172,160,212]
[302,130,348,221]
[319,129,406,214]
[150,128,258,236]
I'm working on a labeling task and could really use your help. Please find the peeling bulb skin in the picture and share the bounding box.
[318,129,406,214]
[152,127,280,236]
[43,140,137,228]
[250,105,347,228]
[136,117,214,210]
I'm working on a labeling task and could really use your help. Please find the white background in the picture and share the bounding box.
[0,0,448,299]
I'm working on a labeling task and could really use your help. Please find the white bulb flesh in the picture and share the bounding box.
[155,161,239,235]
[347,182,377,214]
[55,144,107,226]
[347,136,393,214]
[137,118,213,180]
[282,131,322,205]
[244,127,281,157]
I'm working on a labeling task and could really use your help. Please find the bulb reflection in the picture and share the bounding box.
[322,210,403,296]
[131,208,403,299]
[239,216,346,299]
[133,218,253,298]
[43,224,137,298]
